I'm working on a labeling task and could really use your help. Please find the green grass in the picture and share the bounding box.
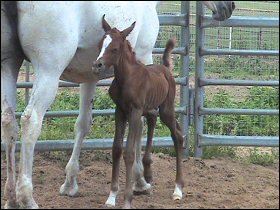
[247,148,279,166]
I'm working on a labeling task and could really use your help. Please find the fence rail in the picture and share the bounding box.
[1,137,177,152]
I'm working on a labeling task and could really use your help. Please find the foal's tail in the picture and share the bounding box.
[162,39,175,70]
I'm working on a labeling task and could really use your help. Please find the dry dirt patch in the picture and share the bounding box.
[1,151,279,209]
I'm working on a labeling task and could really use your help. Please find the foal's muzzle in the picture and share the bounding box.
[92,60,105,74]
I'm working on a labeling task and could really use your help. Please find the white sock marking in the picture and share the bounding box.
[105,190,118,207]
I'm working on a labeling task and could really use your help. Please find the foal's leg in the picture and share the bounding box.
[60,82,97,197]
[132,117,152,194]
[1,58,23,209]
[132,48,156,196]
[142,113,157,184]
[105,107,127,207]
[123,109,143,209]
[159,105,184,201]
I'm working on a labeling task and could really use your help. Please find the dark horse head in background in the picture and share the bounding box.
[203,1,235,21]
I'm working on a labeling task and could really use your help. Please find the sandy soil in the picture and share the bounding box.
[1,151,279,209]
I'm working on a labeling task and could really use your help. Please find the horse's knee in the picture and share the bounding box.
[123,151,135,166]
[74,115,92,135]
[112,142,122,159]
[20,109,42,141]
[1,107,18,144]
[2,107,14,125]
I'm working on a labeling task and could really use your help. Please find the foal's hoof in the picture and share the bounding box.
[172,193,183,201]
[105,197,116,208]
[105,191,118,208]
[133,183,152,195]
[172,185,183,201]
[59,181,79,197]
[105,201,115,208]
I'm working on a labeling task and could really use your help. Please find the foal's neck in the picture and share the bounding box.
[114,40,139,83]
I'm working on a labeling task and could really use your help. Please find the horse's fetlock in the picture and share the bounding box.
[65,160,79,177]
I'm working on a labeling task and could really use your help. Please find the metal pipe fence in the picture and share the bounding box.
[1,2,192,153]
[1,2,279,157]
[194,2,279,158]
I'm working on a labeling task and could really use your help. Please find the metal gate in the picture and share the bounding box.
[194,2,279,157]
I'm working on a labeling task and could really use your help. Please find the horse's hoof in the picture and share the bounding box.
[172,190,183,200]
[59,182,79,197]
[172,184,183,200]
[105,191,118,207]
[133,183,152,195]
[105,198,116,208]
[172,193,183,201]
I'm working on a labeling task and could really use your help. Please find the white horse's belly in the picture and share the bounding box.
[61,48,114,83]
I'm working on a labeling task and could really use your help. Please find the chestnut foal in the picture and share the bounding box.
[93,16,185,208]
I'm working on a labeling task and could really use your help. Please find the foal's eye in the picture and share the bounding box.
[111,48,118,53]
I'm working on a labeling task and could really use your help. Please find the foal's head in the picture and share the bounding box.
[93,15,136,73]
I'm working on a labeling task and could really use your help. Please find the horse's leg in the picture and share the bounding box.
[60,82,97,197]
[15,6,79,207]
[1,58,23,209]
[16,66,67,208]
[105,107,127,207]
[132,117,152,194]
[132,57,154,195]
[123,109,143,209]
[142,113,157,184]
[159,103,184,201]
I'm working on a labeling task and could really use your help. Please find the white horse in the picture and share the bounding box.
[1,1,235,209]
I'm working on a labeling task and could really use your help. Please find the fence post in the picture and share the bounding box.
[194,2,205,158]
[180,1,190,157]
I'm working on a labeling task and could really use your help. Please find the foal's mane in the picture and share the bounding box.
[122,39,137,64]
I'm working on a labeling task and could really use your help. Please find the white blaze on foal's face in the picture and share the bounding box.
[97,35,112,60]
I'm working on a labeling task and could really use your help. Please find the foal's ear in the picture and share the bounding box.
[121,21,136,39]
[102,14,112,32]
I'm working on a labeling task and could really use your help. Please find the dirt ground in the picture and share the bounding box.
[1,151,279,209]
